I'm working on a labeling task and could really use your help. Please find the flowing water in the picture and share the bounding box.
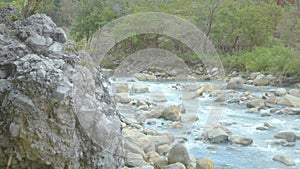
[115,79,300,169]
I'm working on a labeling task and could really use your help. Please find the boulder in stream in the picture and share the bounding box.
[162,162,186,169]
[253,74,270,86]
[161,105,181,121]
[246,99,266,108]
[272,154,295,166]
[274,131,297,142]
[275,88,287,96]
[278,94,300,107]
[131,84,149,93]
[229,134,253,146]
[207,127,229,144]
[196,158,215,169]
[226,77,244,89]
[167,143,192,167]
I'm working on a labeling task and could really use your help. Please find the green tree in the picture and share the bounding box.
[10,0,55,19]
[70,0,120,43]
[279,4,300,51]
[211,0,283,55]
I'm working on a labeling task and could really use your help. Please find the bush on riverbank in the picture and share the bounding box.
[222,46,300,76]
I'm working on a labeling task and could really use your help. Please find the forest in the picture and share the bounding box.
[2,0,300,77]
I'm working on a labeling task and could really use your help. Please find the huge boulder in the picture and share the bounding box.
[0,13,124,169]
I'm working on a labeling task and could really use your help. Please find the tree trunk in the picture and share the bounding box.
[203,8,214,53]
[232,36,239,54]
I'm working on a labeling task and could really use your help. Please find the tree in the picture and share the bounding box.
[70,0,120,43]
[211,0,283,55]
[10,0,55,19]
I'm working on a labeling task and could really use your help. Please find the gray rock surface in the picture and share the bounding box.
[131,84,149,93]
[274,131,297,142]
[113,83,128,93]
[161,105,181,121]
[275,88,287,96]
[246,99,265,108]
[115,92,131,103]
[272,154,295,166]
[288,89,299,96]
[18,14,67,54]
[0,11,124,169]
[167,144,192,166]
[278,94,300,107]
[229,134,253,146]
[207,127,229,144]
[162,162,186,169]
[226,77,244,89]
[196,158,214,169]
[125,151,147,167]
[253,74,270,86]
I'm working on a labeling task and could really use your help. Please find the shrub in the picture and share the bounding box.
[100,58,116,69]
[222,46,300,76]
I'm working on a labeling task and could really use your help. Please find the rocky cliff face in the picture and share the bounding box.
[0,6,124,169]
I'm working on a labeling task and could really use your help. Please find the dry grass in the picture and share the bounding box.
[6,154,12,169]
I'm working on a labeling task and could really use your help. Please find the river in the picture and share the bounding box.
[114,78,300,169]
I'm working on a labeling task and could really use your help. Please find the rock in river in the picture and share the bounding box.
[207,127,229,144]
[253,74,270,86]
[161,105,181,121]
[229,134,253,146]
[226,77,244,89]
[196,158,215,169]
[162,162,186,169]
[167,143,192,166]
[246,99,265,108]
[131,84,149,93]
[272,154,295,166]
[275,88,287,96]
[274,131,297,142]
[278,94,300,107]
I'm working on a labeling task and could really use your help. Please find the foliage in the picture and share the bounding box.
[5,0,299,76]
[70,0,124,43]
[100,58,117,69]
[211,0,283,55]
[10,0,55,19]
[223,46,300,75]
[278,5,300,48]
